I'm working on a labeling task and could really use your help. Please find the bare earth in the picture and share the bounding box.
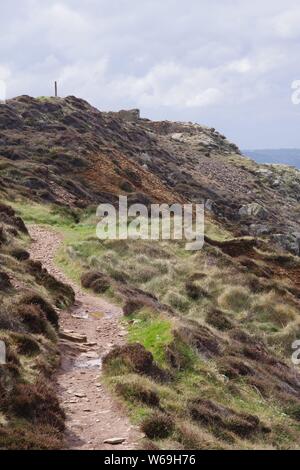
[28,225,142,450]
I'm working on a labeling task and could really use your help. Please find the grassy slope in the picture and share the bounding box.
[0,201,75,449]
[12,200,300,449]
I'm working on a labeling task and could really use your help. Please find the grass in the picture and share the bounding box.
[0,200,72,449]
[218,285,251,313]
[104,304,300,449]
[9,200,78,227]
[126,309,173,366]
[37,204,300,354]
[5,200,300,449]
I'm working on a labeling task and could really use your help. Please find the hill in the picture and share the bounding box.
[0,96,300,450]
[1,95,300,255]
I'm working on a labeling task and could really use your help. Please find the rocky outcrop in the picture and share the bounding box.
[1,95,300,255]
[273,232,300,256]
[239,203,268,220]
[116,109,140,121]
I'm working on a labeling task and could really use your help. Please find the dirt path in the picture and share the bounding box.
[28,225,142,450]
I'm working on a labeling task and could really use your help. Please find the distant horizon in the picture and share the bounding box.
[242,147,300,151]
[242,147,300,168]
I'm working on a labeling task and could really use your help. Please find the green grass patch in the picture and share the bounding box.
[127,309,173,366]
[9,200,78,227]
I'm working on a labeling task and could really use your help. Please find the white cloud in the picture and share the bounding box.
[112,62,224,108]
[271,7,300,38]
[1,0,300,146]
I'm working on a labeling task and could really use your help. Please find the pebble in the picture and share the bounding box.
[103,438,126,445]
[74,392,87,398]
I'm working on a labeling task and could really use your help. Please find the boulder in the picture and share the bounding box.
[205,199,215,212]
[249,224,271,236]
[239,203,268,220]
[117,109,140,122]
[272,232,300,256]
[59,330,87,343]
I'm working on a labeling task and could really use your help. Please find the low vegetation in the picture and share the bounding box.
[0,202,74,449]
[8,199,300,449]
[1,95,300,450]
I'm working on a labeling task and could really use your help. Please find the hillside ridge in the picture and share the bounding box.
[1,96,300,450]
[1,95,300,255]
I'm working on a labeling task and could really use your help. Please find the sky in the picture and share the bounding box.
[1,0,300,148]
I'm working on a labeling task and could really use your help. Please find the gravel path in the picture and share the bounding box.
[28,225,142,450]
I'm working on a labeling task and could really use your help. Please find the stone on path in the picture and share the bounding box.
[74,392,87,398]
[103,438,126,445]
[59,330,88,343]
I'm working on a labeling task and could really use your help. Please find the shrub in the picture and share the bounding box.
[132,266,157,283]
[17,304,48,335]
[0,226,7,244]
[176,421,219,450]
[165,291,190,312]
[151,259,169,275]
[0,203,15,217]
[206,308,234,331]
[103,343,154,375]
[0,423,63,450]
[13,333,40,356]
[90,277,110,294]
[109,269,129,283]
[141,411,174,439]
[81,270,104,288]
[185,281,209,300]
[0,271,12,290]
[123,300,144,316]
[119,180,134,193]
[188,398,264,438]
[218,286,251,313]
[251,292,296,327]
[20,293,58,328]
[26,260,75,307]
[0,308,19,331]
[81,270,110,293]
[284,402,300,421]
[115,381,160,407]
[12,379,65,431]
[9,248,30,261]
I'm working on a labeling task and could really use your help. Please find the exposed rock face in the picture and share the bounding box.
[115,109,140,121]
[239,203,268,220]
[273,232,300,256]
[0,95,300,254]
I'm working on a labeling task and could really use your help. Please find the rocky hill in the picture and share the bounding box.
[1,95,300,254]
[0,96,300,450]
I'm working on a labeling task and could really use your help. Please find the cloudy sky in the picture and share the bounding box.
[1,0,300,148]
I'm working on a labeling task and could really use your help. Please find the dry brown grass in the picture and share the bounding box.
[0,202,69,449]
[19,292,59,328]
[141,411,175,439]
